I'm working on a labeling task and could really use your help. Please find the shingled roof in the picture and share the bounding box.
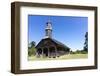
[51,38,70,49]
[35,38,70,49]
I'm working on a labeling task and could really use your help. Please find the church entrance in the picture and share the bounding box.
[43,48,48,57]
[49,47,56,57]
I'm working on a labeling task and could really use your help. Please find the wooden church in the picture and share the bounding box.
[35,20,70,58]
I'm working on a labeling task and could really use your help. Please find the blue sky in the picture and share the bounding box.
[28,15,88,51]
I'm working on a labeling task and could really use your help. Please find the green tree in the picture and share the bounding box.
[83,32,88,52]
[28,41,36,56]
[29,41,36,48]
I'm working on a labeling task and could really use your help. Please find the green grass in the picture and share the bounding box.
[28,54,88,61]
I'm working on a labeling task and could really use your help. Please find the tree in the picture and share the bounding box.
[28,41,36,48]
[28,41,36,56]
[30,41,36,47]
[83,32,88,52]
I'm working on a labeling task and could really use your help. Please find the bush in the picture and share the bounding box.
[81,50,88,54]
[28,46,36,56]
[70,50,88,54]
[70,51,76,54]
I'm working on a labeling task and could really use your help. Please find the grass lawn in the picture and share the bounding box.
[28,54,88,61]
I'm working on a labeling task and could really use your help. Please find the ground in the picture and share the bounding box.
[28,54,88,61]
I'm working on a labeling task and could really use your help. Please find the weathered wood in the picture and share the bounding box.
[55,47,58,57]
[48,48,50,57]
[41,48,44,58]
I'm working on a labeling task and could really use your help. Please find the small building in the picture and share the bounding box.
[35,20,70,58]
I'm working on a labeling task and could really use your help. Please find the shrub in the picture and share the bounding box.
[81,50,88,54]
[28,46,36,56]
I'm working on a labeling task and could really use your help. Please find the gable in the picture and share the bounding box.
[35,38,56,48]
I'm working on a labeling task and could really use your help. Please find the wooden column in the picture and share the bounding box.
[41,48,44,58]
[48,48,50,57]
[55,46,58,57]
[36,49,39,57]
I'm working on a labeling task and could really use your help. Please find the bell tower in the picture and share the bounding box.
[45,20,52,38]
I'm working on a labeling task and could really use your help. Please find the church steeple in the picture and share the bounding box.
[45,20,52,38]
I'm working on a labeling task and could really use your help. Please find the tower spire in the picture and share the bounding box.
[45,19,52,38]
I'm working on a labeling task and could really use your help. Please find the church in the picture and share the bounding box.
[35,20,70,58]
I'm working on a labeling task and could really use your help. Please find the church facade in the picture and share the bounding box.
[35,20,70,58]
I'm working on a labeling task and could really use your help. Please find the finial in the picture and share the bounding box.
[46,18,52,24]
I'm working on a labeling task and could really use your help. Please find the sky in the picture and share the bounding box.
[28,15,88,51]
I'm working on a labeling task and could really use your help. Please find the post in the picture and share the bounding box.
[55,47,58,57]
[48,48,50,57]
[41,48,44,58]
[36,49,39,57]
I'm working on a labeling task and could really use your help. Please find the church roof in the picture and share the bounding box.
[51,38,69,49]
[35,38,70,49]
